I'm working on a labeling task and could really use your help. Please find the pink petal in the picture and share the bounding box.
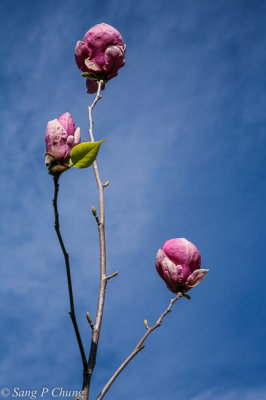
[162,238,201,278]
[86,79,105,94]
[186,269,209,289]
[156,250,184,293]
[83,23,125,67]
[83,23,125,48]
[104,45,126,79]
[162,259,183,293]
[83,23,124,68]
[75,41,91,72]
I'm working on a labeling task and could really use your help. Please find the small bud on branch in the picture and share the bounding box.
[106,271,119,281]
[91,205,99,225]
[86,312,94,330]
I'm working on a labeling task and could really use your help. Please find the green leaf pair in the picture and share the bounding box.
[69,139,105,169]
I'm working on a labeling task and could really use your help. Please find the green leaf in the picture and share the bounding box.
[81,72,108,83]
[81,72,107,81]
[81,72,96,79]
[70,139,105,169]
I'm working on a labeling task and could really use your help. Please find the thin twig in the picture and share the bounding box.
[82,81,107,400]
[96,292,184,400]
[52,175,87,371]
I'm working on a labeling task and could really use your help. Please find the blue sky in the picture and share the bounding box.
[0,0,266,399]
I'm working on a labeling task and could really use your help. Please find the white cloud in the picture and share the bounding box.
[191,387,266,400]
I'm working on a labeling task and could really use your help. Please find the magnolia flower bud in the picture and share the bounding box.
[45,112,80,175]
[75,23,126,93]
[156,238,209,293]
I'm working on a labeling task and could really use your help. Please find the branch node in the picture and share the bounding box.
[96,293,182,399]
[106,271,119,281]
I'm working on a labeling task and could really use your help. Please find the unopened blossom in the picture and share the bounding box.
[75,23,126,93]
[156,238,209,293]
[45,112,80,174]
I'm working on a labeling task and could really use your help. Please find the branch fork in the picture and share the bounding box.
[96,292,185,400]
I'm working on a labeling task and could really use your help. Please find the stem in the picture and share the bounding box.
[52,175,87,371]
[96,292,184,400]
[82,81,107,399]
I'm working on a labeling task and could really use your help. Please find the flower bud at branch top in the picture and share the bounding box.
[45,112,81,175]
[75,23,126,94]
[155,238,209,293]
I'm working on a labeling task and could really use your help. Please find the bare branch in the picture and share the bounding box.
[82,80,110,400]
[96,292,184,400]
[52,175,87,371]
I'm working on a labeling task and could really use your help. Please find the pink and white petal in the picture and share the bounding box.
[86,79,105,94]
[85,58,102,74]
[155,249,166,265]
[46,119,67,144]
[66,135,74,147]
[45,119,68,159]
[155,249,167,279]
[164,259,183,283]
[174,264,184,283]
[186,269,209,288]
[44,152,55,166]
[104,45,126,79]
[74,127,81,145]
[161,257,180,286]
[58,112,75,136]
[160,260,174,287]
[75,41,91,72]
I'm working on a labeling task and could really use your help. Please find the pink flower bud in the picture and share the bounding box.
[45,112,80,174]
[156,238,209,293]
[75,23,126,93]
